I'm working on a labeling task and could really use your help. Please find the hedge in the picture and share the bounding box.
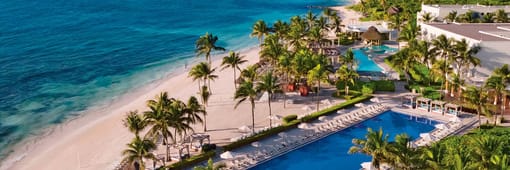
[222,119,300,151]
[282,114,298,124]
[300,95,373,122]
[167,151,216,170]
[222,95,372,151]
[373,80,395,92]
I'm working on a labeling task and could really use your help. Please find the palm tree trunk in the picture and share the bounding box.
[203,111,207,132]
[251,99,255,134]
[317,80,320,112]
[233,69,237,89]
[268,94,272,128]
[478,110,482,128]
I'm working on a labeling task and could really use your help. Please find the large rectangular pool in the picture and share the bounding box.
[251,111,437,170]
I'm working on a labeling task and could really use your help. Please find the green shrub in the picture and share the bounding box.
[362,82,375,94]
[282,114,298,124]
[373,80,395,92]
[167,151,216,170]
[332,90,362,99]
[201,144,216,153]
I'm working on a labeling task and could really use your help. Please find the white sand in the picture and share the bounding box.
[0,46,343,170]
[330,4,363,26]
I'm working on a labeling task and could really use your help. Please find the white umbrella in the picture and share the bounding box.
[318,116,329,121]
[298,123,312,129]
[268,115,282,120]
[435,123,446,130]
[361,162,374,170]
[238,125,251,133]
[220,151,236,159]
[449,116,461,123]
[251,141,261,148]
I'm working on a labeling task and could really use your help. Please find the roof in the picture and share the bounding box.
[417,97,431,102]
[431,100,446,105]
[361,26,382,40]
[424,23,510,41]
[445,103,460,108]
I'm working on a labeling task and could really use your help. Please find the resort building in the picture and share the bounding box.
[344,21,397,42]
[419,4,510,21]
[419,23,510,78]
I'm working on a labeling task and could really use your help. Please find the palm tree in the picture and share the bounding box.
[185,96,204,126]
[122,136,157,170]
[421,12,433,22]
[446,11,458,23]
[144,92,174,161]
[392,48,418,84]
[308,64,329,112]
[336,65,359,96]
[123,111,146,138]
[470,136,504,169]
[251,20,269,47]
[349,128,391,169]
[195,32,226,64]
[414,40,437,84]
[485,75,505,125]
[277,54,292,108]
[240,65,258,82]
[453,39,480,80]
[482,12,495,23]
[193,158,226,170]
[260,34,286,66]
[189,62,217,94]
[305,11,317,29]
[388,134,417,170]
[273,20,289,40]
[490,154,509,170]
[432,35,454,97]
[221,51,247,89]
[234,81,258,133]
[463,86,489,128]
[166,99,194,143]
[308,26,324,53]
[199,85,211,132]
[339,48,356,70]
[494,9,508,23]
[419,143,446,170]
[458,10,477,23]
[256,72,281,127]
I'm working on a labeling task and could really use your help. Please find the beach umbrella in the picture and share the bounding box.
[251,141,261,148]
[220,151,236,159]
[449,116,461,122]
[267,115,282,120]
[298,123,312,129]
[238,125,251,133]
[435,123,446,130]
[318,116,330,121]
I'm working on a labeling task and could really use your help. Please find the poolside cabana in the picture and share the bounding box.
[445,103,460,116]
[416,97,431,111]
[431,100,446,114]
[361,26,382,45]
[402,95,417,108]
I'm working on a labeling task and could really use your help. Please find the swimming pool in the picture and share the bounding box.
[251,111,437,170]
[354,45,397,72]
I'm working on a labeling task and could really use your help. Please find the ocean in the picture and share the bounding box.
[0,0,348,160]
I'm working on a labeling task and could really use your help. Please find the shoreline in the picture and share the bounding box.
[0,2,362,169]
[0,45,259,170]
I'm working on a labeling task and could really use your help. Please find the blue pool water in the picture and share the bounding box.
[354,45,397,72]
[252,111,437,170]
[0,0,349,160]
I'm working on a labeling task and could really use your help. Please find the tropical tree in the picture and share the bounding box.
[199,85,211,132]
[166,99,193,142]
[221,51,247,89]
[349,128,391,169]
[277,54,292,108]
[463,86,489,128]
[305,11,317,29]
[308,26,324,53]
[482,12,495,23]
[260,34,286,66]
[286,16,307,50]
[490,154,510,170]
[339,48,357,70]
[123,111,146,138]
[122,136,157,170]
[273,20,290,40]
[144,92,174,161]
[446,11,458,23]
[485,75,506,125]
[240,65,259,82]
[308,64,329,112]
[494,9,509,23]
[185,96,205,128]
[458,10,477,23]
[432,35,454,96]
[251,20,269,46]
[392,48,419,84]
[189,62,218,94]
[420,12,433,22]
[470,136,504,169]
[256,71,281,128]
[193,158,226,170]
[234,80,258,133]
[388,134,417,170]
[195,32,226,64]
[419,143,446,170]
[336,65,359,96]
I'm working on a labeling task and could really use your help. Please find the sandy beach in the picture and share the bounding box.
[0,3,365,170]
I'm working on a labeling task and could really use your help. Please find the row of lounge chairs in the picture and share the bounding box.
[413,122,462,147]
[224,103,389,170]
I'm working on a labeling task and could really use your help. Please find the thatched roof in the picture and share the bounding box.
[361,26,382,40]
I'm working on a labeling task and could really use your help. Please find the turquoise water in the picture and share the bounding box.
[252,111,437,170]
[353,45,398,72]
[0,0,349,159]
